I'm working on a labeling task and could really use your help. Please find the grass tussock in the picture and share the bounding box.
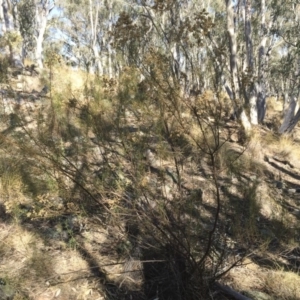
[267,96,283,112]
[264,270,300,299]
[228,259,300,300]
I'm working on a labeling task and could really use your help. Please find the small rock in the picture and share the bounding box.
[16,82,23,90]
[275,181,283,189]
[40,85,49,95]
[0,282,15,300]
[230,132,239,142]
[145,148,159,168]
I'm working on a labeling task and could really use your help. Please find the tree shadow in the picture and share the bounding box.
[0,203,10,222]
[267,160,300,181]
[221,177,300,273]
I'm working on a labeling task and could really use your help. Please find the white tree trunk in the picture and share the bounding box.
[35,14,47,69]
[1,0,23,66]
[89,0,101,74]
[226,0,251,131]
[0,0,5,32]
[35,1,55,69]
[108,4,113,78]
[244,0,259,125]
[226,0,240,101]
[241,110,252,131]
[0,0,9,57]
[2,0,14,31]
[244,0,254,70]
[249,94,258,125]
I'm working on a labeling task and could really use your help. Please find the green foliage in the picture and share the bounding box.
[18,0,36,41]
[0,32,22,49]
[44,49,62,67]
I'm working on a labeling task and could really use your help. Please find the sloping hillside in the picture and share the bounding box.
[0,64,300,300]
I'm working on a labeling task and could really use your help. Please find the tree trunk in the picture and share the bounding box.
[226,0,251,131]
[35,1,55,69]
[244,0,254,70]
[89,0,101,74]
[256,0,268,124]
[1,0,22,66]
[0,0,5,31]
[35,14,47,69]
[170,0,181,80]
[107,4,113,78]
[2,0,14,32]
[279,96,300,134]
[244,0,259,125]
[226,0,240,102]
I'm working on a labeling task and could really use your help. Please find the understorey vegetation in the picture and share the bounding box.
[0,1,300,300]
[0,55,299,299]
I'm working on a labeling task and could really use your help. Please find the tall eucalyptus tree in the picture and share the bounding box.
[0,0,22,66]
[272,1,300,133]
[222,0,277,128]
[113,0,215,96]
[18,0,56,68]
[223,0,300,132]
[59,0,123,76]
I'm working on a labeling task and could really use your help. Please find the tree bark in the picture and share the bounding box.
[35,7,47,69]
[226,0,251,131]
[35,1,55,69]
[244,0,258,125]
[1,0,23,66]
[214,282,252,300]
[226,0,240,102]
[107,2,113,78]
[89,0,101,74]
[2,0,14,32]
[256,0,268,124]
[244,0,254,71]
[279,96,300,134]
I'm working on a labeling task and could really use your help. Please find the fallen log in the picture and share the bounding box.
[214,282,251,300]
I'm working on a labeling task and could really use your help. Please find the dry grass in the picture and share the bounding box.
[0,222,106,299]
[50,65,96,99]
[264,269,300,299]
[270,136,300,165]
[246,127,300,171]
[229,261,300,300]
[269,135,295,155]
[256,182,282,219]
[267,96,283,112]
[0,158,31,219]
[0,225,46,293]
